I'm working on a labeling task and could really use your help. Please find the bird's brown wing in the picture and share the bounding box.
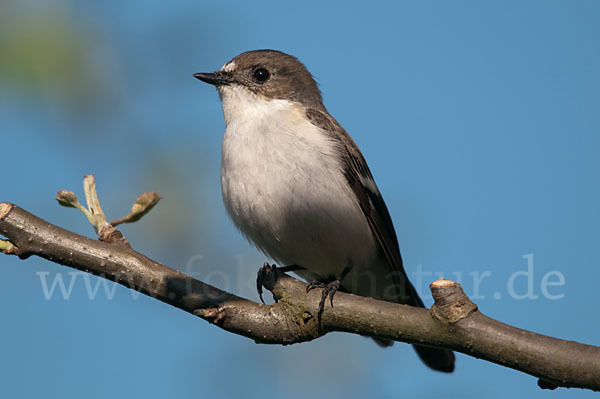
[305,108,411,295]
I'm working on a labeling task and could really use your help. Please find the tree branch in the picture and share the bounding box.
[1,187,599,391]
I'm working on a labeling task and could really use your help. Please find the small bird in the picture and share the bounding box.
[194,50,455,372]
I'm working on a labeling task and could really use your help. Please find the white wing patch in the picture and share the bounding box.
[359,175,380,195]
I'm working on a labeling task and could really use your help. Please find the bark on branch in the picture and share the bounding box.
[1,195,599,391]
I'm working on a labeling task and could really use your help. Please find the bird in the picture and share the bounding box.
[194,49,455,372]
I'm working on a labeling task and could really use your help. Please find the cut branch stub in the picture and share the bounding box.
[0,203,17,254]
[429,279,477,323]
[0,202,13,220]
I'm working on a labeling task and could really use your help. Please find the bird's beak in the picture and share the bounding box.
[193,71,233,86]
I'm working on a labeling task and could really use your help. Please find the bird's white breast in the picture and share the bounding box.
[219,85,377,280]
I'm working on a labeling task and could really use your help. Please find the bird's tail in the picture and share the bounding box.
[412,344,455,373]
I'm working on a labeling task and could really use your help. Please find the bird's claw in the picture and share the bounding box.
[306,279,341,330]
[256,262,275,304]
[257,263,304,304]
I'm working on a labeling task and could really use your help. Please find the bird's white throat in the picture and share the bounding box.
[219,85,300,127]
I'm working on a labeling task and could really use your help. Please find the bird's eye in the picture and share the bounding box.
[253,68,270,83]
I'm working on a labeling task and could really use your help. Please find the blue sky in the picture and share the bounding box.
[1,1,599,398]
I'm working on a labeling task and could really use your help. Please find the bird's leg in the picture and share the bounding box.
[256,263,304,304]
[306,266,351,330]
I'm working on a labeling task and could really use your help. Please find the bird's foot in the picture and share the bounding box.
[256,263,303,304]
[306,279,341,329]
[306,266,350,330]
